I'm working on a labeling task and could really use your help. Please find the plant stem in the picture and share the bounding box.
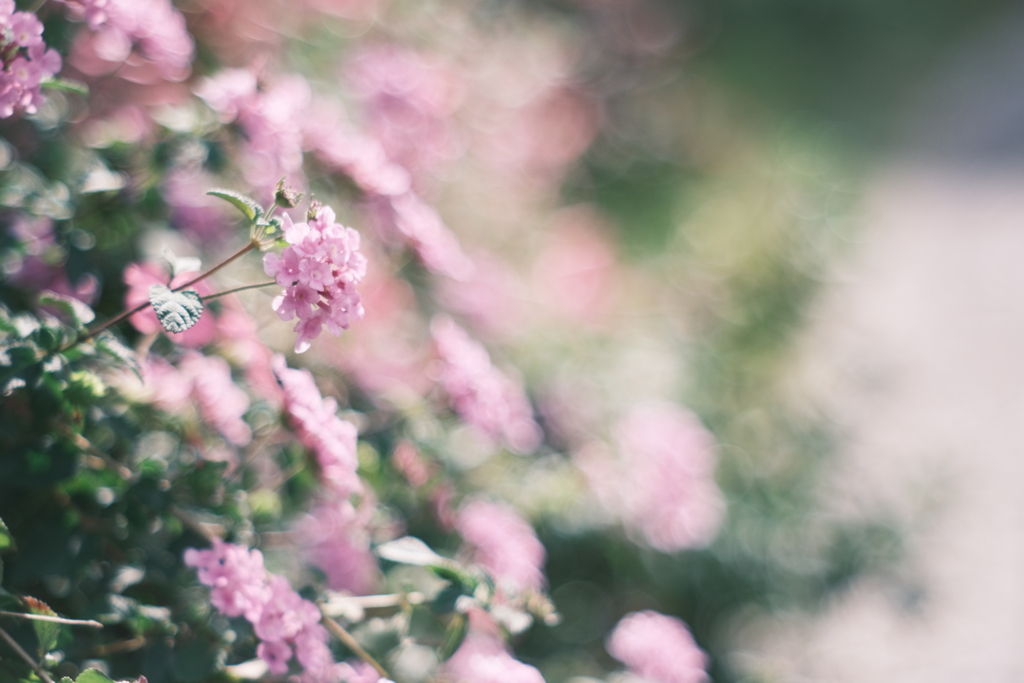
[202,281,277,302]
[0,623,54,683]
[0,611,102,628]
[64,241,258,351]
[321,612,390,680]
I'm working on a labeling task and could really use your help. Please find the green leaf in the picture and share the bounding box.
[438,612,468,662]
[41,78,89,96]
[430,582,465,615]
[38,291,95,328]
[207,189,263,222]
[376,536,445,566]
[23,597,60,657]
[94,332,140,378]
[0,518,13,552]
[76,670,116,683]
[149,285,203,334]
[59,677,74,683]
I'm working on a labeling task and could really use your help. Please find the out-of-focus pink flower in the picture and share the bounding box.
[185,540,341,683]
[140,355,193,414]
[533,205,620,325]
[272,355,362,498]
[607,610,709,683]
[456,499,545,592]
[391,441,432,488]
[264,204,366,354]
[438,250,528,340]
[431,316,541,454]
[123,262,216,347]
[346,44,464,178]
[162,167,232,242]
[444,631,544,683]
[576,402,725,552]
[65,0,193,82]
[335,660,382,683]
[179,351,252,446]
[216,305,282,404]
[295,501,377,595]
[370,192,475,281]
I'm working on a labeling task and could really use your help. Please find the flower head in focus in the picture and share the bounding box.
[264,203,367,353]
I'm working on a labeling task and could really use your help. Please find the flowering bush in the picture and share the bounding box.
[0,2,902,683]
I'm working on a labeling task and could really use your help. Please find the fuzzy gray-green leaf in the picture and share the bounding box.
[207,188,263,222]
[149,285,203,334]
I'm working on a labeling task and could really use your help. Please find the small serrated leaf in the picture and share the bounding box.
[149,285,203,334]
[207,189,263,222]
[76,669,116,683]
[38,291,95,328]
[23,597,60,656]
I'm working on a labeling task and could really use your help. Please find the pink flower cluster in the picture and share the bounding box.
[431,317,541,454]
[142,352,252,448]
[456,500,545,592]
[264,204,367,354]
[184,540,341,683]
[444,632,544,683]
[0,3,61,118]
[64,0,194,81]
[576,402,725,553]
[272,355,362,498]
[607,611,709,683]
[294,501,377,595]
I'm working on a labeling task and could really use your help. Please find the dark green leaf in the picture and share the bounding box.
[438,612,468,662]
[38,292,95,328]
[430,582,464,614]
[206,189,263,222]
[149,285,203,334]
[94,333,140,378]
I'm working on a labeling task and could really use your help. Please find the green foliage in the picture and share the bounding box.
[205,190,263,223]
[148,286,203,334]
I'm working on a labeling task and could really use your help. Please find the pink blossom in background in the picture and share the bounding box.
[216,305,282,405]
[346,44,464,178]
[295,501,377,595]
[123,262,217,347]
[437,250,528,340]
[456,499,545,591]
[444,631,544,683]
[576,402,725,552]
[264,204,366,354]
[335,660,382,683]
[140,355,193,414]
[391,440,432,488]
[184,540,342,683]
[162,167,232,242]
[370,192,475,281]
[533,205,620,325]
[606,610,709,683]
[64,0,194,82]
[308,113,411,198]
[272,355,362,498]
[179,351,253,447]
[431,316,541,454]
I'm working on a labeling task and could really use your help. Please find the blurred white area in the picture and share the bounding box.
[737,164,1024,681]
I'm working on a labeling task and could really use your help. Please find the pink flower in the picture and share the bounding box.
[9,13,43,47]
[184,539,269,621]
[607,611,709,683]
[456,500,545,592]
[272,355,362,498]
[392,441,432,488]
[576,402,725,552]
[179,352,252,446]
[295,501,377,595]
[444,632,544,683]
[431,317,541,454]
[264,204,366,354]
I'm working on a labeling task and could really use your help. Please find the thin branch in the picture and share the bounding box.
[93,636,146,656]
[0,611,102,629]
[60,426,132,480]
[321,612,389,680]
[0,623,54,683]
[202,281,277,302]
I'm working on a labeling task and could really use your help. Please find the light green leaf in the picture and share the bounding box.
[38,291,95,328]
[207,189,263,222]
[76,670,116,683]
[41,78,89,96]
[23,597,60,656]
[438,612,468,662]
[94,332,140,378]
[149,285,203,334]
[0,518,13,552]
